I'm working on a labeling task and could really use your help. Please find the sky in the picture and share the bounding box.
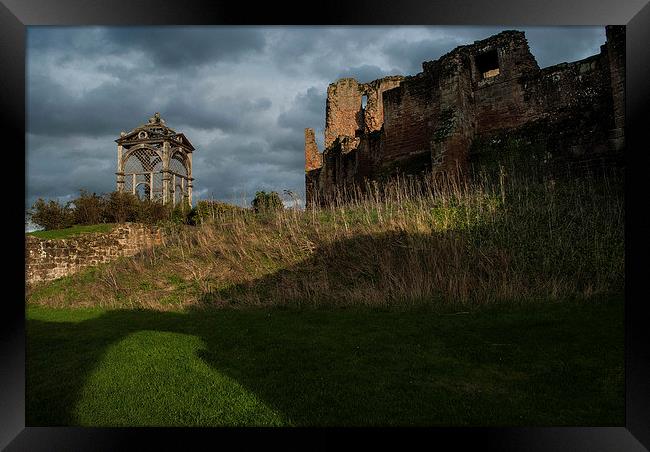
[26,25,607,211]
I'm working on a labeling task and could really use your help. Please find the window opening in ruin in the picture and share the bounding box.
[475,49,500,79]
[361,94,368,109]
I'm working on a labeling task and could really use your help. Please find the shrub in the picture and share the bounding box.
[188,200,246,225]
[139,199,173,224]
[251,191,283,214]
[71,190,107,225]
[170,202,191,224]
[28,198,75,230]
[105,191,140,223]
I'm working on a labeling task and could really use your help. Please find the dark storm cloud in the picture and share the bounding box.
[335,65,403,84]
[162,94,273,132]
[523,27,607,68]
[26,133,117,205]
[105,27,266,68]
[382,37,466,75]
[29,26,267,68]
[380,26,606,74]
[28,69,273,137]
[277,87,326,131]
[27,73,154,137]
[26,26,607,217]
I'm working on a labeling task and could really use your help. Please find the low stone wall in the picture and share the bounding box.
[25,223,164,285]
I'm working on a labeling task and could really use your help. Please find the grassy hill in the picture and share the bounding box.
[26,167,624,311]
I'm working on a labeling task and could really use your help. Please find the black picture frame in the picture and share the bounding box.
[3,0,649,449]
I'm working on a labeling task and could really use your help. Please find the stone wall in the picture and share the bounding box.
[605,25,626,151]
[324,78,364,149]
[305,25,625,206]
[304,128,322,172]
[25,223,164,284]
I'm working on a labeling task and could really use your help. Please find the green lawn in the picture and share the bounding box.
[26,296,624,426]
[27,223,115,240]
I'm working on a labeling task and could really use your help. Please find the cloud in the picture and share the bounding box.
[335,65,403,84]
[522,26,607,68]
[277,87,326,131]
[29,26,267,68]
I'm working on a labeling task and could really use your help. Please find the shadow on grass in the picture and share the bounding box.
[27,294,624,426]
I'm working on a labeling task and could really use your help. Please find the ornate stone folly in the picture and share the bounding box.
[116,113,195,206]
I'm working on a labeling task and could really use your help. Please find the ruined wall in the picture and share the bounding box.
[306,26,625,206]
[381,73,437,171]
[324,78,364,148]
[308,75,406,203]
[426,46,476,173]
[26,223,164,284]
[470,31,540,134]
[605,25,626,151]
[362,76,405,133]
[304,128,322,171]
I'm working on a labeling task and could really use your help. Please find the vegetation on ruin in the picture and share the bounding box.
[27,295,623,426]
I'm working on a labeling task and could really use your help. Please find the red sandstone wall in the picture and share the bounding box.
[304,128,322,171]
[381,74,438,167]
[25,223,164,284]
[325,78,363,148]
[361,76,405,133]
[467,32,539,135]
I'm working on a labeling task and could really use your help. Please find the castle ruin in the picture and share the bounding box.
[305,26,625,206]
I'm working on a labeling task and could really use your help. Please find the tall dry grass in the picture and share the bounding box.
[27,164,624,310]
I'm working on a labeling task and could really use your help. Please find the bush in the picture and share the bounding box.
[32,189,206,230]
[170,202,192,224]
[136,199,172,224]
[71,190,107,225]
[105,191,140,223]
[251,191,283,214]
[188,200,246,225]
[28,198,75,230]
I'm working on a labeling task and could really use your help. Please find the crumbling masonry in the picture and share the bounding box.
[305,26,625,206]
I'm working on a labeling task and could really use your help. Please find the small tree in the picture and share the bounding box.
[251,191,283,214]
[28,198,74,230]
[136,198,172,224]
[71,189,106,225]
[105,191,139,223]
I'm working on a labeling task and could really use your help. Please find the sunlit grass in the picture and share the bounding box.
[27,223,116,240]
